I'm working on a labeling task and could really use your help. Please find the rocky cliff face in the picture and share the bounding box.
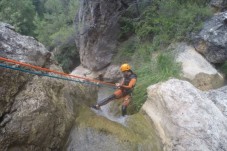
[75,0,133,71]
[0,74,97,150]
[0,22,49,120]
[0,22,162,151]
[194,11,227,64]
[0,22,163,151]
[0,23,97,150]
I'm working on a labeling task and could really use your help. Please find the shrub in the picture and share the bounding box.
[134,0,212,44]
[132,51,181,111]
[54,43,80,73]
[0,0,36,36]
[113,37,139,64]
[116,0,211,110]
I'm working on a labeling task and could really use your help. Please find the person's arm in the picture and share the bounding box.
[120,78,125,85]
[120,78,136,89]
[115,78,125,88]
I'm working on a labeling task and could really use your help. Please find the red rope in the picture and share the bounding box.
[0,56,115,87]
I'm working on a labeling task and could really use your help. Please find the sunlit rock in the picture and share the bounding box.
[173,43,224,90]
[142,79,227,151]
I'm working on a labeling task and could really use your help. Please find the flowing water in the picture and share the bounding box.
[91,87,128,126]
[65,87,132,151]
[65,87,163,151]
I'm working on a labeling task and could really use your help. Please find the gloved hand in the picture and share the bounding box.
[115,83,121,88]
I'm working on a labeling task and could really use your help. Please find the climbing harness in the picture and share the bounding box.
[0,56,116,89]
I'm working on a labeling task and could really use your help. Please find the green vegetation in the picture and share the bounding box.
[76,104,162,150]
[220,62,227,75]
[121,0,212,45]
[114,38,181,111]
[34,0,80,71]
[76,105,141,143]
[34,0,79,46]
[0,0,213,110]
[0,0,80,73]
[132,51,181,110]
[113,37,139,64]
[0,0,36,36]
[116,0,212,111]
[54,43,80,73]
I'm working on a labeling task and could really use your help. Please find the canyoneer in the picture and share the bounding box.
[92,63,137,116]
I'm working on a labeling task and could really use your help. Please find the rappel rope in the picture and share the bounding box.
[0,56,116,89]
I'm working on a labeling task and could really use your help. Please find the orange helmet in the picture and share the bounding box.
[120,63,131,72]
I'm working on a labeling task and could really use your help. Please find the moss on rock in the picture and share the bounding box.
[74,104,163,151]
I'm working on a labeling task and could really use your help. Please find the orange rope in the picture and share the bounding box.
[0,56,116,87]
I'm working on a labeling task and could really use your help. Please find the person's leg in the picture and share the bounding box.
[121,95,131,116]
[97,94,115,106]
[92,89,123,109]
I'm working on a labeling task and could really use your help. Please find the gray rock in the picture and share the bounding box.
[194,11,227,63]
[0,22,98,151]
[75,0,134,71]
[0,22,15,30]
[65,109,163,151]
[174,43,225,90]
[142,79,227,151]
[71,64,122,83]
[0,61,33,119]
[103,64,122,83]
[0,22,49,66]
[0,22,51,121]
[0,75,97,151]
[210,0,227,10]
[206,86,227,117]
[66,127,134,151]
[0,114,12,127]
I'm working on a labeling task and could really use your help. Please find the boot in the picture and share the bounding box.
[91,94,116,110]
[91,104,100,110]
[122,105,127,116]
[98,94,116,106]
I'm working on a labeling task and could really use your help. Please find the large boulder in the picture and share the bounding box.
[0,74,97,151]
[65,105,163,151]
[75,0,134,71]
[193,11,227,64]
[142,79,227,151]
[0,22,49,66]
[0,22,61,118]
[173,43,224,90]
[0,22,50,119]
[0,23,98,150]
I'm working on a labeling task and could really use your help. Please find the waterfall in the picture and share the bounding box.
[91,87,128,126]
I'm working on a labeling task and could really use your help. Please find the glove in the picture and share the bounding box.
[115,83,121,88]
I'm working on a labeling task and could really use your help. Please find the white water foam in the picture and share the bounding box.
[91,87,128,126]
